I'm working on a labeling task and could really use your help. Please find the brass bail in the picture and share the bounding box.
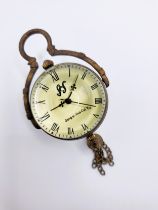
[19,28,55,67]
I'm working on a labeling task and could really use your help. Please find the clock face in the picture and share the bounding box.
[30,63,108,140]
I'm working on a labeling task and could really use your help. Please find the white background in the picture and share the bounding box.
[0,0,158,210]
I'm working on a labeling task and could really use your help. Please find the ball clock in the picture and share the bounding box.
[19,29,114,175]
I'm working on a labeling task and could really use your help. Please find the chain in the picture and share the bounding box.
[87,134,114,175]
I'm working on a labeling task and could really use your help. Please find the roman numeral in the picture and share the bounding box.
[81,124,88,131]
[39,112,50,122]
[68,127,74,135]
[93,114,99,118]
[39,84,49,92]
[51,123,60,133]
[68,65,71,77]
[95,98,102,104]
[36,100,45,104]
[91,83,98,90]
[49,70,59,82]
[81,71,87,80]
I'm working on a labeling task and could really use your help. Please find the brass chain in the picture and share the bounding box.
[87,134,114,175]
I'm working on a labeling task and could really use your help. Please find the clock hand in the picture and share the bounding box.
[68,74,79,96]
[51,89,74,111]
[50,101,65,111]
[71,100,96,107]
[72,74,79,88]
[62,74,78,101]
[59,98,96,107]
[67,91,72,99]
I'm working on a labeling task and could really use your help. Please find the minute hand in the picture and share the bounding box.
[71,101,96,107]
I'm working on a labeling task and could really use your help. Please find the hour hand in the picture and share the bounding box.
[50,101,65,111]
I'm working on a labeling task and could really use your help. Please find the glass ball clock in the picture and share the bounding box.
[31,63,107,140]
[19,29,114,175]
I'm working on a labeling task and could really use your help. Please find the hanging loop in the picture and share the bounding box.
[19,28,55,68]
[19,28,109,86]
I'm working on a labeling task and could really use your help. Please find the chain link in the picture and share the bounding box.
[87,133,114,175]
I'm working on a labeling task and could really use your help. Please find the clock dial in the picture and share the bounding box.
[30,63,108,140]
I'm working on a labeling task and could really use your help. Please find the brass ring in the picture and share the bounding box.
[19,28,55,67]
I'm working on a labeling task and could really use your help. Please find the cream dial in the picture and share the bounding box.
[30,63,108,140]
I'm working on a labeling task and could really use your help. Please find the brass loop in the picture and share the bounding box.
[19,28,55,67]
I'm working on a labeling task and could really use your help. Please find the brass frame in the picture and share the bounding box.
[19,28,109,130]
